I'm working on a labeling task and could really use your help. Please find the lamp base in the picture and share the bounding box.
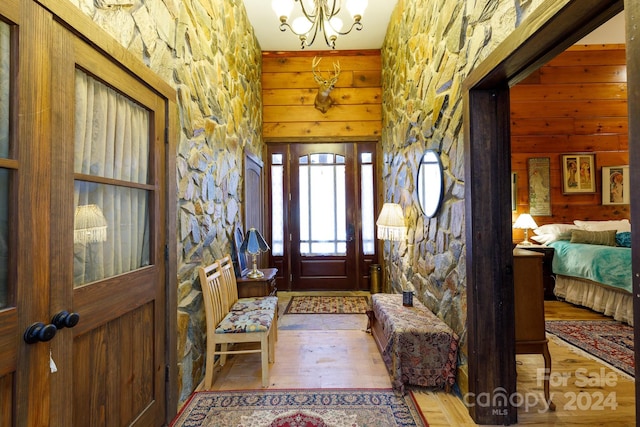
[247,254,264,279]
[247,270,264,279]
[247,269,264,279]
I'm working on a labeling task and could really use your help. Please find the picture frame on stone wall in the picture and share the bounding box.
[561,153,596,194]
[602,165,630,205]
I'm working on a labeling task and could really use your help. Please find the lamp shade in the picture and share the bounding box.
[272,0,294,18]
[240,228,270,255]
[74,204,108,244]
[346,0,368,18]
[513,213,538,230]
[376,203,406,241]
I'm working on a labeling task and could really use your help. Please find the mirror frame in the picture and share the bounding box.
[417,150,444,218]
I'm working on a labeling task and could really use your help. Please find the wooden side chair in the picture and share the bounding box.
[218,254,279,342]
[198,262,275,388]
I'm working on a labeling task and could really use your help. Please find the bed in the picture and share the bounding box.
[531,220,633,326]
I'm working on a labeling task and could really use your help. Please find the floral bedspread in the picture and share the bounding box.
[372,293,458,394]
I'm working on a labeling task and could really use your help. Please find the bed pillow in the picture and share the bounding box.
[530,234,554,245]
[531,224,576,245]
[573,219,631,232]
[570,229,617,246]
[616,231,632,248]
[534,223,577,235]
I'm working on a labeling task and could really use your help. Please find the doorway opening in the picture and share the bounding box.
[463,0,633,424]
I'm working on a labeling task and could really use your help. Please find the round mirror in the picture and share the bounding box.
[417,150,443,218]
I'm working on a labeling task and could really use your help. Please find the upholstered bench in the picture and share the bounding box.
[198,258,277,389]
[369,293,458,394]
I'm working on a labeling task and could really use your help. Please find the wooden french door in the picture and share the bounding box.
[0,1,170,425]
[290,143,357,290]
[268,142,378,292]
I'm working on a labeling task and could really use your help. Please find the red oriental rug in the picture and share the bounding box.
[170,389,428,426]
[545,320,634,376]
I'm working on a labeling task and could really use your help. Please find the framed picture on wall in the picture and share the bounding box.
[602,165,630,205]
[561,153,596,194]
[527,157,552,216]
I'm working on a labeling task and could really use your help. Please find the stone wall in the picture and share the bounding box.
[69,0,263,403]
[381,0,546,366]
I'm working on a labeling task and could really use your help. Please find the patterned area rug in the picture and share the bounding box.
[545,320,635,376]
[171,389,428,426]
[284,296,370,314]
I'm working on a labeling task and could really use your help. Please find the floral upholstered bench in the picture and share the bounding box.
[369,293,458,394]
[198,258,278,389]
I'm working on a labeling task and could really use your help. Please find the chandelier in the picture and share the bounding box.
[272,0,368,49]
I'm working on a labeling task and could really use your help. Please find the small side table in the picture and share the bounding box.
[236,268,278,298]
[517,244,556,300]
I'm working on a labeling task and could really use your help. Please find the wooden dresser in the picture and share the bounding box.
[513,248,555,411]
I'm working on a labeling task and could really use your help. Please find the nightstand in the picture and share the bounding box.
[236,268,278,298]
[516,244,555,300]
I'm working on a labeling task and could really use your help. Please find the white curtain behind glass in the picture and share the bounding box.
[74,70,150,286]
[0,22,9,307]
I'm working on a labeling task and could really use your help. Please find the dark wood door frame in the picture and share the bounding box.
[462,0,634,424]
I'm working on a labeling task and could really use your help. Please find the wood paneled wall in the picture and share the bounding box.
[262,50,381,139]
[510,44,628,237]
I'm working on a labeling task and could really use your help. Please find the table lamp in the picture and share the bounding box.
[513,213,538,246]
[240,228,270,278]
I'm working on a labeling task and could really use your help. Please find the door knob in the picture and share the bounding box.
[24,322,57,344]
[52,311,80,329]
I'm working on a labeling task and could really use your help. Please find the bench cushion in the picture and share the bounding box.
[372,293,458,393]
[216,308,274,334]
[231,296,278,313]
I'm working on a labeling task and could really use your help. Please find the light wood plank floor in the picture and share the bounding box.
[198,297,635,426]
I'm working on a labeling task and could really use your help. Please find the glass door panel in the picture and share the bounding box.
[0,20,10,308]
[73,70,151,287]
[299,153,346,255]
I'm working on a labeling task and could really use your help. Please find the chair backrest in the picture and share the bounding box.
[198,262,225,335]
[218,254,239,310]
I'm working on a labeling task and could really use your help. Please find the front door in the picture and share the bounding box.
[268,142,378,291]
[290,144,356,290]
[0,2,170,425]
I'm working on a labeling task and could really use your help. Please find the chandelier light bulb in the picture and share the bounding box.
[346,0,367,19]
[272,0,294,19]
[328,16,343,32]
[292,16,313,34]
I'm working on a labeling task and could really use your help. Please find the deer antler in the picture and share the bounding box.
[312,56,341,86]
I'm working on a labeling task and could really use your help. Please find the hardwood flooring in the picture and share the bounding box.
[197,296,635,426]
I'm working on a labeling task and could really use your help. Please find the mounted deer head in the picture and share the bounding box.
[311,57,341,113]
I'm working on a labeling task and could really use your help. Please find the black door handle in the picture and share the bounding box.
[52,310,80,329]
[24,322,57,344]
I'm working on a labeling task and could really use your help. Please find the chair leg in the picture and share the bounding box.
[268,326,275,363]
[261,333,269,387]
[274,308,278,342]
[204,339,216,389]
[219,343,228,365]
